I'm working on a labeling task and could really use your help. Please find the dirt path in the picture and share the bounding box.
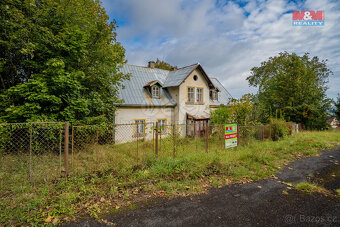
[66,147,340,227]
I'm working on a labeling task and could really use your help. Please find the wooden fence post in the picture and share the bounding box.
[155,122,158,159]
[64,122,69,177]
[262,125,264,141]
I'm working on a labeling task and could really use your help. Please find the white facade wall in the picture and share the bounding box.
[177,69,211,124]
[114,107,174,143]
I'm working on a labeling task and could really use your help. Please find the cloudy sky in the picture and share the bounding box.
[101,0,340,99]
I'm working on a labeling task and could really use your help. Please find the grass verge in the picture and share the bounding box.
[0,130,340,225]
[295,182,331,195]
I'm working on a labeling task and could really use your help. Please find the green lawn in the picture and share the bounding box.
[0,130,339,225]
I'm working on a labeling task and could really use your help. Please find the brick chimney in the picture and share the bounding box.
[148,61,155,68]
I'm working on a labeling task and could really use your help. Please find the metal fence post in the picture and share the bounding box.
[136,123,139,165]
[71,125,74,171]
[237,124,240,146]
[155,122,158,159]
[173,124,176,158]
[60,122,63,175]
[205,121,208,153]
[64,122,69,177]
[96,128,99,144]
[29,123,33,185]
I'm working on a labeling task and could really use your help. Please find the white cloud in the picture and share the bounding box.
[102,0,340,99]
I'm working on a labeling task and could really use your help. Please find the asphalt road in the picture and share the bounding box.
[66,146,340,227]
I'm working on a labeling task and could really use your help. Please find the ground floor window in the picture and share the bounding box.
[134,119,145,136]
[157,119,167,134]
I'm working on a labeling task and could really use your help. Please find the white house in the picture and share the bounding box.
[113,62,232,143]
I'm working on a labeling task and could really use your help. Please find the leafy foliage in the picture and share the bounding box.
[152,59,177,71]
[247,52,332,129]
[0,0,127,124]
[334,94,340,123]
[211,94,258,125]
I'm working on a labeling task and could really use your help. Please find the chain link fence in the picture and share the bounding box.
[0,122,65,192]
[1,121,299,190]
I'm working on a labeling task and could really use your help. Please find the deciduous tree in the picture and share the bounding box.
[0,0,127,123]
[247,52,332,129]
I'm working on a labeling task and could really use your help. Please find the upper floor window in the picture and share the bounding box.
[151,86,160,98]
[196,88,203,103]
[210,90,218,101]
[188,87,195,103]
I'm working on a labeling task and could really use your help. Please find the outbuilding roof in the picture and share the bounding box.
[210,78,233,106]
[117,63,232,107]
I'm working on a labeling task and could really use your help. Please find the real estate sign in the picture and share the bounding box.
[225,124,238,148]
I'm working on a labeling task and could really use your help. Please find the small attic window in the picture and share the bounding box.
[193,75,198,81]
[151,86,160,98]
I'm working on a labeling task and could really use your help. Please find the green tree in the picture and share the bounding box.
[0,0,127,124]
[247,52,332,129]
[152,59,177,71]
[211,94,257,126]
[334,94,340,123]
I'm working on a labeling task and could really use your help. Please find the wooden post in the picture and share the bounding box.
[155,122,158,159]
[262,125,264,141]
[205,121,209,153]
[64,122,69,177]
[173,124,176,158]
[237,124,240,146]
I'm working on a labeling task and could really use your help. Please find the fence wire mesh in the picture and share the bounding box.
[0,122,64,191]
[1,121,297,190]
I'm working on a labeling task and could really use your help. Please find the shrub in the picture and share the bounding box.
[270,118,290,140]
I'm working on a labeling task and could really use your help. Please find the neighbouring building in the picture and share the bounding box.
[327,116,339,129]
[114,62,232,143]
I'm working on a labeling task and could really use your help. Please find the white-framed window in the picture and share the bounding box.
[187,87,195,103]
[134,119,145,136]
[157,119,167,133]
[151,86,160,98]
[196,88,203,103]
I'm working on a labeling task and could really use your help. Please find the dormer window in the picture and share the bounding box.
[151,86,160,98]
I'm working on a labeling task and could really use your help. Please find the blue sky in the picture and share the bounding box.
[102,0,340,99]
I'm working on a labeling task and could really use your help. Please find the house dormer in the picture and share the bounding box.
[143,80,162,99]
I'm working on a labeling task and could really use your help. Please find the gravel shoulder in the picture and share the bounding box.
[66,146,340,227]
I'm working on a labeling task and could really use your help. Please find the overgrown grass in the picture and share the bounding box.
[1,130,340,225]
[295,182,330,195]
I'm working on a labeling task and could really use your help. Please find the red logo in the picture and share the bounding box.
[292,11,324,21]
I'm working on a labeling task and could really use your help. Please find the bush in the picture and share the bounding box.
[270,118,290,140]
